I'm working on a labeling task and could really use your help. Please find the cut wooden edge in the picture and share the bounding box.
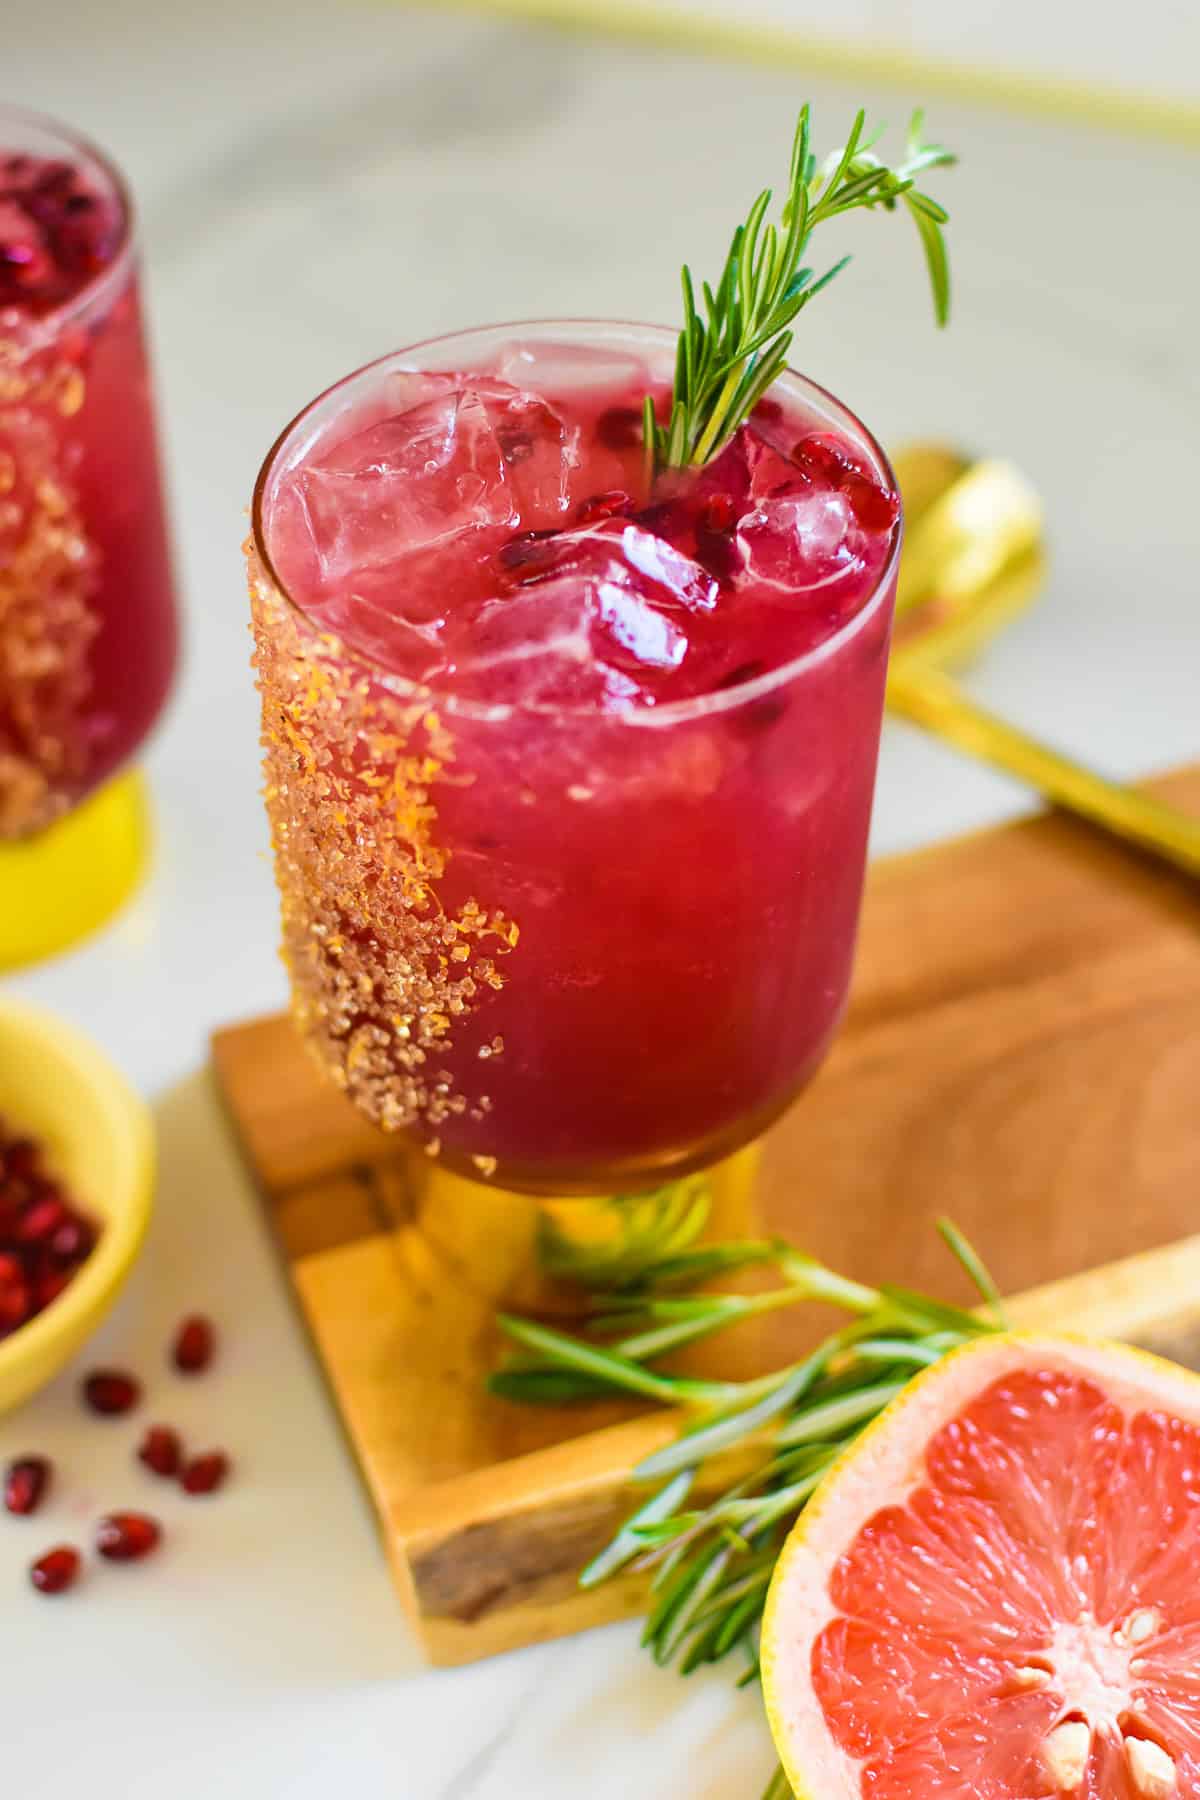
[1006,1230,1200,1344]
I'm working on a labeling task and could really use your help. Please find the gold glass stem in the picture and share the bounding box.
[888,664,1200,879]
[404,1141,764,1316]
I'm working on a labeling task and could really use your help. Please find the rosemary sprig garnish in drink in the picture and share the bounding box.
[646,104,957,478]
[492,1218,1004,1692]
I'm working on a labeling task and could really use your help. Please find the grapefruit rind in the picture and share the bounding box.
[760,1331,1200,1800]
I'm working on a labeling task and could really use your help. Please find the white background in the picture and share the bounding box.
[4,3,1199,1795]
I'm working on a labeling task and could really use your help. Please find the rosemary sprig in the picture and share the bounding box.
[646,103,957,476]
[492,1215,1003,1797]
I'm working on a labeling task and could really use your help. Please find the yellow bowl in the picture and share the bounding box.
[0,997,154,1413]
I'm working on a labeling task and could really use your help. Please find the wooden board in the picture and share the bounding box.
[212,765,1200,1665]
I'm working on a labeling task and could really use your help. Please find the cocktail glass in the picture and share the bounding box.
[247,322,898,1293]
[0,106,177,967]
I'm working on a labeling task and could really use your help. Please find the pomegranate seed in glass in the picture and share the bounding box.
[0,106,178,968]
[247,322,899,1271]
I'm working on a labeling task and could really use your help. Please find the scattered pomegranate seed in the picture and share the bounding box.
[30,1544,80,1594]
[181,1451,230,1496]
[575,488,633,525]
[595,405,643,450]
[5,1455,51,1516]
[95,1511,161,1562]
[138,1426,182,1478]
[82,1369,141,1416]
[172,1314,215,1375]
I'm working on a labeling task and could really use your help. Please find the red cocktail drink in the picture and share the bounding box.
[0,108,176,838]
[250,323,898,1194]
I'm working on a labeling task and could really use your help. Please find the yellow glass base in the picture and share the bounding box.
[405,1140,764,1315]
[0,770,151,972]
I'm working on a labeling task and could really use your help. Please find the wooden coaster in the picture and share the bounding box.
[212,765,1200,1665]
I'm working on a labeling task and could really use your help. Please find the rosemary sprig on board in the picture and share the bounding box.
[646,104,957,476]
[492,1217,1004,1793]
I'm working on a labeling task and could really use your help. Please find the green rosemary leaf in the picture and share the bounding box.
[650,102,957,471]
[878,1285,992,1338]
[634,1345,835,1481]
[905,192,952,327]
[579,1468,694,1588]
[761,1764,793,1799]
[495,1314,733,1405]
[937,1216,1011,1327]
[487,1367,625,1405]
[774,1378,907,1448]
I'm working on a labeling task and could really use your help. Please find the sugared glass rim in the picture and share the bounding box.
[251,319,901,726]
[0,102,136,330]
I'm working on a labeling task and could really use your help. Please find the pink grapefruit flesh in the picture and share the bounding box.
[762,1334,1200,1798]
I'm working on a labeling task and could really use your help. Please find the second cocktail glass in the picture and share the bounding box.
[248,322,899,1263]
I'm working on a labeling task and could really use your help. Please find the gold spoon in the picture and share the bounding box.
[887,447,1200,879]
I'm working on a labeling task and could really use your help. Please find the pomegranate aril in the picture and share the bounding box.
[751,396,784,425]
[181,1451,230,1496]
[844,476,898,531]
[138,1426,182,1478]
[0,1278,31,1333]
[17,1195,68,1243]
[3,1139,39,1183]
[701,494,737,533]
[35,1268,71,1310]
[95,1511,161,1562]
[172,1314,216,1375]
[83,1369,141,1416]
[496,529,559,577]
[575,489,633,525]
[5,1455,51,1515]
[595,405,643,450]
[30,1545,80,1595]
[49,1216,95,1262]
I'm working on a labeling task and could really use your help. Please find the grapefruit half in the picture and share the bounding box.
[762,1333,1200,1798]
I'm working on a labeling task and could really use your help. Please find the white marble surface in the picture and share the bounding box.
[3,4,1199,1795]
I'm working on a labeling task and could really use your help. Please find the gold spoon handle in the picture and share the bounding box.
[887,664,1200,879]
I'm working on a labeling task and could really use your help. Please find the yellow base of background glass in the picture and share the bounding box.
[0,770,150,972]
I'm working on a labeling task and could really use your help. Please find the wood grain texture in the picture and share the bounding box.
[212,763,1200,1664]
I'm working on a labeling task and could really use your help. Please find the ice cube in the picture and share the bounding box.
[737,487,869,596]
[286,388,519,590]
[447,559,689,710]
[504,517,718,615]
[474,380,580,523]
[448,582,638,709]
[492,340,650,400]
